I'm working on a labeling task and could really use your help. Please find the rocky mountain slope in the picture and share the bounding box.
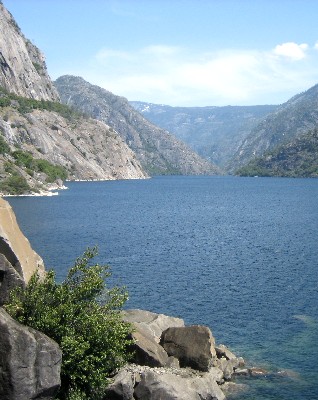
[131,102,278,168]
[228,84,318,172]
[236,128,318,177]
[0,3,147,195]
[0,3,59,101]
[54,75,220,176]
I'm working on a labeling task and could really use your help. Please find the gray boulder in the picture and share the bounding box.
[134,369,225,400]
[161,325,217,371]
[0,308,62,400]
[123,309,184,343]
[130,328,170,367]
[215,344,239,361]
[0,254,24,305]
[104,369,135,400]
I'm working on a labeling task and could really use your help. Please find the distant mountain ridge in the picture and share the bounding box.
[228,84,318,171]
[130,101,278,168]
[236,128,318,178]
[54,75,220,176]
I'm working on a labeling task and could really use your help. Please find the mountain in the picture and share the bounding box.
[54,75,220,176]
[235,128,318,178]
[0,3,147,195]
[130,101,278,168]
[0,4,59,101]
[228,84,318,171]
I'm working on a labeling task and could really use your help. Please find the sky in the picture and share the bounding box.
[3,0,318,107]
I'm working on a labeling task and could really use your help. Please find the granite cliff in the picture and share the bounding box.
[0,196,45,304]
[54,75,220,176]
[0,3,59,102]
[0,3,147,195]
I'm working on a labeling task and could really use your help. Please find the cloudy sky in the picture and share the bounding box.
[4,0,318,106]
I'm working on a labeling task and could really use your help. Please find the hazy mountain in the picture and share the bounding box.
[130,101,278,168]
[228,84,318,171]
[54,75,220,176]
[235,128,318,178]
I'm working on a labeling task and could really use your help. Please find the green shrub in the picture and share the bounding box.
[12,149,34,168]
[34,158,68,182]
[5,247,133,400]
[0,174,30,195]
[11,150,68,182]
[0,133,10,154]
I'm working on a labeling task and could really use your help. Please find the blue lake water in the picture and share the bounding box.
[6,176,318,399]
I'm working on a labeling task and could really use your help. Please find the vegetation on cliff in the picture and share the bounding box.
[236,128,318,177]
[5,247,133,400]
[0,129,68,195]
[0,86,85,120]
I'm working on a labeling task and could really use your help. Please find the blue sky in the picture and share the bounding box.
[3,0,318,106]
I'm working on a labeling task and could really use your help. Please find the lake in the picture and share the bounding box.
[6,176,318,399]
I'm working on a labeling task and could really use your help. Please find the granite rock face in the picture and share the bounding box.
[0,108,148,184]
[0,197,45,305]
[0,3,147,194]
[0,3,59,101]
[0,308,62,400]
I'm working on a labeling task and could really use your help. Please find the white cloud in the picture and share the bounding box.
[273,42,308,60]
[79,42,318,106]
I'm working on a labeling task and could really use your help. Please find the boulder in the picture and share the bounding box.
[215,358,237,380]
[0,307,62,400]
[161,325,216,371]
[130,328,170,367]
[215,344,239,361]
[0,253,24,305]
[134,369,225,400]
[104,369,135,400]
[122,309,184,343]
[0,198,45,304]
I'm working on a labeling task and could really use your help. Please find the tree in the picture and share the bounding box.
[5,247,133,400]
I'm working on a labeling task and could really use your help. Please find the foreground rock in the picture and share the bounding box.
[161,325,217,371]
[107,309,246,399]
[0,197,45,305]
[0,308,62,400]
[134,368,225,400]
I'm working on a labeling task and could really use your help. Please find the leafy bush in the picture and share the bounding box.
[0,174,30,195]
[0,85,86,120]
[0,133,10,154]
[11,150,68,182]
[12,149,33,168]
[34,158,68,182]
[5,248,133,400]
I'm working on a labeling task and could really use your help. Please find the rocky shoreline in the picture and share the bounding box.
[105,309,246,400]
[0,196,268,399]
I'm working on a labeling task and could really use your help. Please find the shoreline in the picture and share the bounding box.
[0,184,68,198]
